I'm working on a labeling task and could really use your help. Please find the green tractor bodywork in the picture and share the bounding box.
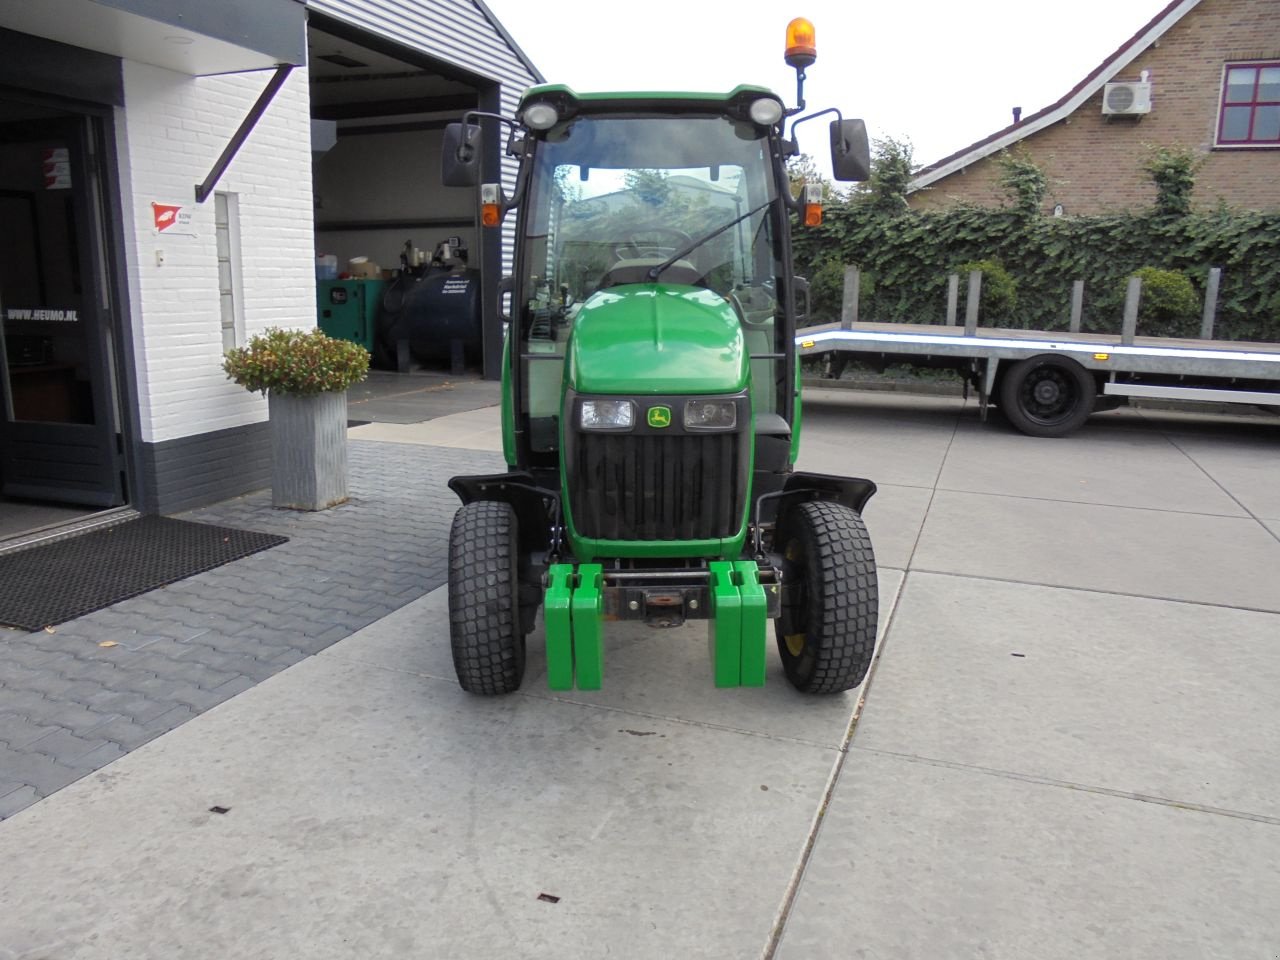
[444,82,879,695]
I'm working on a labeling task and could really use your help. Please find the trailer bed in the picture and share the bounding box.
[795,321,1280,434]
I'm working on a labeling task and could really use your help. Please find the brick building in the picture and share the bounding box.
[909,0,1280,214]
[0,1,539,542]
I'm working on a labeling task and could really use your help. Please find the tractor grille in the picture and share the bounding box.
[569,431,748,541]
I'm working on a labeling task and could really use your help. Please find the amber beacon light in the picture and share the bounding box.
[785,17,816,69]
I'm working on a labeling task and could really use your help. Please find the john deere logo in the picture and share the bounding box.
[647,405,672,428]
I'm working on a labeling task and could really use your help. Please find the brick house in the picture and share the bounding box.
[909,0,1280,214]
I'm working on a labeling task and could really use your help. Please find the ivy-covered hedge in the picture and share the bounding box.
[793,204,1280,342]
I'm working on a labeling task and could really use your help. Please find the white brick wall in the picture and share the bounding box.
[115,61,316,444]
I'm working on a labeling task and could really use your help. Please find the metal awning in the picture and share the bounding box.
[0,0,306,75]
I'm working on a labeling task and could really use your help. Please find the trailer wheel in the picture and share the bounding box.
[776,500,878,694]
[999,354,1096,437]
[447,501,525,694]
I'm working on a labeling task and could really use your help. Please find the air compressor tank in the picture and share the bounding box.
[375,266,482,367]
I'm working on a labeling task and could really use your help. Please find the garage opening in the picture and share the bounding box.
[307,14,502,380]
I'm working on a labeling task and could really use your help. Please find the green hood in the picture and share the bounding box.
[567,284,747,395]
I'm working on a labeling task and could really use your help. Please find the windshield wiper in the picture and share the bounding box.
[645,200,774,282]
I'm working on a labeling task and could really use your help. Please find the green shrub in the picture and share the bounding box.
[1132,266,1200,336]
[806,259,877,325]
[223,327,370,396]
[996,149,1050,215]
[806,258,845,324]
[1142,145,1202,217]
[867,137,914,215]
[955,259,1018,324]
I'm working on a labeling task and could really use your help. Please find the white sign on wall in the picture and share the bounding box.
[151,201,198,237]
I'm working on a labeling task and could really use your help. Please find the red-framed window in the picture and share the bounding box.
[1217,62,1280,147]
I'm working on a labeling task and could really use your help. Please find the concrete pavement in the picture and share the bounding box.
[1,388,1278,958]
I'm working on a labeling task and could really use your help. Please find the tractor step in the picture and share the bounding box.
[544,561,769,690]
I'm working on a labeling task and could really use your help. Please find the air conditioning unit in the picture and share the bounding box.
[1102,82,1152,115]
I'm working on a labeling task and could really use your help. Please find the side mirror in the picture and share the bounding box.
[441,122,480,187]
[830,119,871,182]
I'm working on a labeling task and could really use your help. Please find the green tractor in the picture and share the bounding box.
[441,19,878,695]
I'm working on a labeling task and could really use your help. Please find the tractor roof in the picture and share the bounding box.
[519,84,781,113]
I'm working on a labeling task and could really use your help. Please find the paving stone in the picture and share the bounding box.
[121,676,190,702]
[0,642,63,669]
[164,682,239,714]
[27,728,110,762]
[0,748,81,797]
[0,785,39,819]
[85,716,163,751]
[266,648,308,668]
[0,714,63,750]
[168,645,268,679]
[0,660,44,688]
[135,704,197,738]
[291,625,357,655]
[64,741,128,773]
[22,674,110,703]
[0,688,52,720]
[25,700,115,736]
[82,689,171,723]
[48,655,123,680]
[78,665,157,695]
[210,676,256,700]
[115,638,195,663]
[149,652,230,685]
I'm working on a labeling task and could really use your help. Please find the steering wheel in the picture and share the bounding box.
[614,227,693,260]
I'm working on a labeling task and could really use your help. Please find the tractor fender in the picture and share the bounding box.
[448,472,561,555]
[754,470,876,528]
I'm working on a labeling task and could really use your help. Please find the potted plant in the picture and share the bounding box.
[223,327,369,510]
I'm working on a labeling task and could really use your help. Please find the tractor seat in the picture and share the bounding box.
[600,258,701,289]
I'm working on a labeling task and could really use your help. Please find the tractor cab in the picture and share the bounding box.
[512,86,798,555]
[440,19,880,697]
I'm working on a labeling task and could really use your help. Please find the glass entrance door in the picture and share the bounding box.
[0,100,124,508]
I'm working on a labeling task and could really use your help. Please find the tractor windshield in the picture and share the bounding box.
[522,114,780,307]
[518,114,786,454]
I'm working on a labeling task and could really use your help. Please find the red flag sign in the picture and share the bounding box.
[152,203,182,231]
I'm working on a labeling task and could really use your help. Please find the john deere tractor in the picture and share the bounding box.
[440,18,878,695]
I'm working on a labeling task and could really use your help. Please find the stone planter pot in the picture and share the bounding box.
[268,390,348,510]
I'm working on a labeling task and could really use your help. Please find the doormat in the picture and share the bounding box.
[0,516,288,632]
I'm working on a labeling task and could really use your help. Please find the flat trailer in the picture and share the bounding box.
[797,319,1280,437]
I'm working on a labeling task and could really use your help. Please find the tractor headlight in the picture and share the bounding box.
[748,98,784,127]
[522,102,559,130]
[683,399,738,430]
[580,399,634,430]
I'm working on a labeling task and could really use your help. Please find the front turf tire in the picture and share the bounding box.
[447,501,525,694]
[776,500,878,694]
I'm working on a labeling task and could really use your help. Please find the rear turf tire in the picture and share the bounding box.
[775,500,878,694]
[447,501,526,694]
